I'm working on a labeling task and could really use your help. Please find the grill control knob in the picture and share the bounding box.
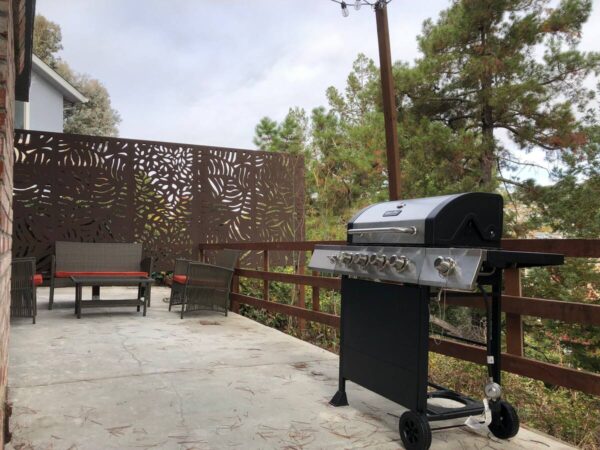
[368,254,387,268]
[434,256,456,277]
[341,252,354,266]
[389,255,409,272]
[353,253,369,267]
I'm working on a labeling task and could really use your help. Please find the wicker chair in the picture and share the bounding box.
[169,250,240,319]
[11,257,42,324]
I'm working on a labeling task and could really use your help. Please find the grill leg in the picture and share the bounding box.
[330,380,348,407]
[331,277,349,407]
[490,273,502,384]
[76,284,82,319]
[143,283,149,317]
[49,280,55,310]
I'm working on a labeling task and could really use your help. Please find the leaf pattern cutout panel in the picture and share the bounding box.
[13,131,305,272]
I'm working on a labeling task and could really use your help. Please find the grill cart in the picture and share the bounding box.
[309,193,564,450]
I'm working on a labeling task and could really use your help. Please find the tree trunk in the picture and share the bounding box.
[479,25,495,188]
[481,105,494,187]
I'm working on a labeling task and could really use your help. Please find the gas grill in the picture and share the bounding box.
[309,192,563,450]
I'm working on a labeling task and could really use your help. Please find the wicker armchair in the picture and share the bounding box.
[11,257,42,324]
[169,250,240,319]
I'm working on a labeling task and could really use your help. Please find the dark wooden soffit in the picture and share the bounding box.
[14,0,35,102]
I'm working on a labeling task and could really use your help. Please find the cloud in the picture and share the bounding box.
[36,0,432,147]
[36,0,599,185]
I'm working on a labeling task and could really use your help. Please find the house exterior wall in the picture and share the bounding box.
[28,70,63,132]
[0,0,15,446]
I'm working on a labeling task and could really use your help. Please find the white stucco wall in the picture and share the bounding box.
[28,70,64,132]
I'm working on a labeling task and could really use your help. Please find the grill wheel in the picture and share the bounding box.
[488,400,520,439]
[399,411,432,450]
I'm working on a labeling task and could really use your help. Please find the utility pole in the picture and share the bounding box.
[333,0,402,200]
[374,2,401,200]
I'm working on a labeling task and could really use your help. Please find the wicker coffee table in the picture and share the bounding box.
[71,276,153,318]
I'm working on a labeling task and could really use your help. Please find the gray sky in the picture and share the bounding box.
[38,0,599,184]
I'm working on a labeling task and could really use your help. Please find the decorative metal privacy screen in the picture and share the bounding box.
[13,130,305,271]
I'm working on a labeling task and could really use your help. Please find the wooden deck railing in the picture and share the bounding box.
[197,239,600,396]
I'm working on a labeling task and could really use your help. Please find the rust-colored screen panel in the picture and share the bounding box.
[13,130,305,272]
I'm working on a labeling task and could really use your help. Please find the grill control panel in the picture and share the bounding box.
[310,245,486,291]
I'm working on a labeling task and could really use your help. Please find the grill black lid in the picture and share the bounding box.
[347,192,503,248]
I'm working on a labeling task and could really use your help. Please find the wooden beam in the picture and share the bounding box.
[430,338,600,396]
[505,268,523,356]
[375,2,401,200]
[235,268,341,290]
[230,293,340,328]
[199,239,600,258]
[198,240,344,252]
[312,270,321,312]
[231,290,600,396]
[231,259,240,313]
[263,250,269,301]
[297,251,307,331]
[446,294,600,326]
[501,239,600,258]
[235,268,600,326]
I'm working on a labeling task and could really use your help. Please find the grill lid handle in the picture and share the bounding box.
[347,226,417,236]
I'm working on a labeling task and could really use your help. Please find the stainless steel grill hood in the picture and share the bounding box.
[347,192,503,248]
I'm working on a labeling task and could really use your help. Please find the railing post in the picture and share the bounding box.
[297,250,306,332]
[311,273,320,312]
[231,258,240,314]
[505,267,523,356]
[263,250,269,301]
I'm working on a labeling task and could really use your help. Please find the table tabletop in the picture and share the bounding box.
[70,276,154,286]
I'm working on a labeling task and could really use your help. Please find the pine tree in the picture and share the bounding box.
[398,0,600,189]
[253,117,280,151]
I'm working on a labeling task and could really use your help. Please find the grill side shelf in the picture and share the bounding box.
[484,250,564,269]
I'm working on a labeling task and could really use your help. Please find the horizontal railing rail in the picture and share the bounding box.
[200,238,600,257]
[198,239,600,396]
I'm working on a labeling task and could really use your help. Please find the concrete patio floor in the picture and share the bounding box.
[7,286,574,450]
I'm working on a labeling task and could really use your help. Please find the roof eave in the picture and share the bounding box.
[14,0,36,102]
[32,54,88,104]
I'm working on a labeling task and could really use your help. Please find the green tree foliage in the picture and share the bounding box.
[253,55,388,238]
[254,108,308,156]
[32,15,62,67]
[61,67,121,137]
[253,117,279,151]
[397,0,600,189]
[516,125,600,238]
[512,124,600,376]
[33,15,120,136]
[251,2,600,446]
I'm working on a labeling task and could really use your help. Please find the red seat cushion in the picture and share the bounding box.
[172,275,227,288]
[55,271,148,278]
[33,274,43,286]
[173,275,187,285]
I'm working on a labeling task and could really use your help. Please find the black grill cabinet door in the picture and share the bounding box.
[340,278,430,413]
